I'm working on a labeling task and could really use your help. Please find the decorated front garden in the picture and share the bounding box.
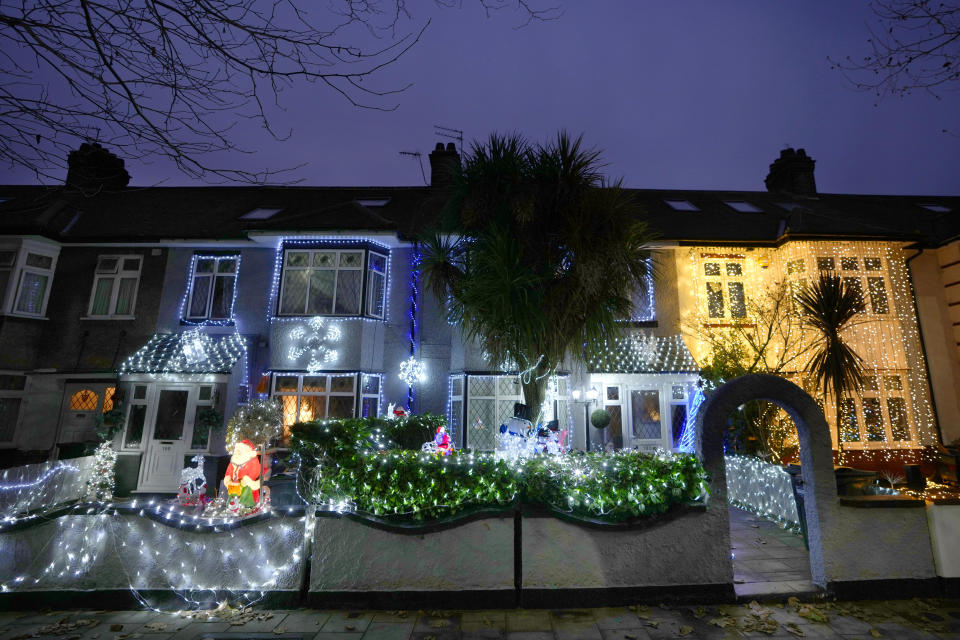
[289,412,708,524]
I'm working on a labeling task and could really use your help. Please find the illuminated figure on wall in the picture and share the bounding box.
[223,439,261,508]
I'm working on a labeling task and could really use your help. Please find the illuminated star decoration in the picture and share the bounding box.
[287,317,341,373]
[398,356,426,387]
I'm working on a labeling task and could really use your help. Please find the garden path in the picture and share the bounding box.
[729,505,817,600]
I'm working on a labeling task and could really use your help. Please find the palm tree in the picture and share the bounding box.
[796,272,867,462]
[421,132,655,421]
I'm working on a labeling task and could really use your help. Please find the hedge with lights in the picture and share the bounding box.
[290,418,708,524]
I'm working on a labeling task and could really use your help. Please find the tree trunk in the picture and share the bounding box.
[834,384,844,467]
[519,360,553,425]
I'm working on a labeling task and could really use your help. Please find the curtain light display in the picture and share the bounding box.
[120,331,247,375]
[587,334,699,373]
[683,241,938,464]
[286,316,341,373]
[724,454,801,532]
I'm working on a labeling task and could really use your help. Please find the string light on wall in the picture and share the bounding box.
[286,316,341,373]
[403,247,422,408]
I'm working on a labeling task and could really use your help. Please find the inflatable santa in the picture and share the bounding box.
[434,425,451,456]
[223,439,261,508]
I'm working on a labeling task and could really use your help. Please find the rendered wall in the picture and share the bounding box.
[311,515,514,593]
[926,503,960,578]
[522,510,730,589]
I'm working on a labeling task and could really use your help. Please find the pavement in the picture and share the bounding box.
[1,600,958,640]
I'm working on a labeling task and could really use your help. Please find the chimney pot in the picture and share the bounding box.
[765,147,816,196]
[429,141,461,188]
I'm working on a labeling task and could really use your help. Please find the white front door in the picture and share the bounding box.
[137,386,196,492]
[625,388,667,452]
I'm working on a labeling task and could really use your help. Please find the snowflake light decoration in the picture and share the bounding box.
[398,356,426,386]
[287,317,341,373]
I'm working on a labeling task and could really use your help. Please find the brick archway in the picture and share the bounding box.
[695,373,837,587]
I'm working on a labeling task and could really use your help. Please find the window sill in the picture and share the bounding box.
[81,315,136,321]
[180,319,236,326]
[0,312,49,320]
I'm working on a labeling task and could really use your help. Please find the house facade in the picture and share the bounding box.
[0,143,956,492]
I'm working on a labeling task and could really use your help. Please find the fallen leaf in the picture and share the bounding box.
[646,620,660,628]
[869,629,882,638]
[273,627,286,634]
[677,625,693,636]
[143,622,167,632]
[110,625,123,632]
[345,624,356,631]
[693,606,706,619]
[624,635,637,640]
[784,622,805,637]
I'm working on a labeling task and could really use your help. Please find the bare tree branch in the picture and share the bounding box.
[830,0,960,100]
[0,0,558,184]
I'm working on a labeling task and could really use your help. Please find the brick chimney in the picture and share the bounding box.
[65,142,130,193]
[429,142,460,188]
[764,148,816,197]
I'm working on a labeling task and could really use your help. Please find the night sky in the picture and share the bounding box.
[8,1,960,195]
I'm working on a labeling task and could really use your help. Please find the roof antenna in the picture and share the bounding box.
[399,151,427,186]
[434,125,464,154]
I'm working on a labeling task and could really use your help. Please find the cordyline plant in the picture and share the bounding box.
[421,132,655,421]
[796,272,868,461]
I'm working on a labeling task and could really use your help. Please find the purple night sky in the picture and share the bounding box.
[7,2,960,195]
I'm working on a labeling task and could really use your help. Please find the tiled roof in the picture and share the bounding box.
[0,184,957,245]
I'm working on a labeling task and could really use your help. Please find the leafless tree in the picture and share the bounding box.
[0,0,559,183]
[831,1,960,100]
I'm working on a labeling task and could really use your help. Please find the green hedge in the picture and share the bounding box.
[290,417,708,523]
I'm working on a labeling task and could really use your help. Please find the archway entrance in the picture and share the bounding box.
[696,373,838,589]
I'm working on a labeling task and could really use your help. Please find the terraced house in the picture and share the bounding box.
[0,143,956,492]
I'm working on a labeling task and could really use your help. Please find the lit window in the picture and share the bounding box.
[103,387,116,412]
[70,389,99,411]
[728,282,746,317]
[888,398,910,441]
[723,201,763,213]
[278,247,387,318]
[664,199,699,211]
[273,373,358,432]
[839,398,860,442]
[123,384,149,449]
[704,263,721,276]
[706,282,724,317]
[863,398,885,441]
[841,257,859,271]
[867,277,889,314]
[816,257,835,271]
[842,277,865,312]
[88,255,142,317]
[185,255,239,322]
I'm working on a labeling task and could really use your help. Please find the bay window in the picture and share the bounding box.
[277,246,388,318]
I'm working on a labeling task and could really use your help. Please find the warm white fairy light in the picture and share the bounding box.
[682,241,938,466]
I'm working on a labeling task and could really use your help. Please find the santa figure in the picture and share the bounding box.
[434,425,451,456]
[223,439,261,508]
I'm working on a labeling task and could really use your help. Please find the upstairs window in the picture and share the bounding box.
[702,258,746,319]
[0,241,60,318]
[185,255,239,322]
[278,247,387,318]
[88,255,141,317]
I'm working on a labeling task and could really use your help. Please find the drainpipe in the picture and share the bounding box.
[904,246,944,447]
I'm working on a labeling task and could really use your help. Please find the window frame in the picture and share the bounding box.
[86,254,143,318]
[272,372,361,432]
[276,245,388,319]
[0,240,60,318]
[183,254,241,324]
[702,256,747,320]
